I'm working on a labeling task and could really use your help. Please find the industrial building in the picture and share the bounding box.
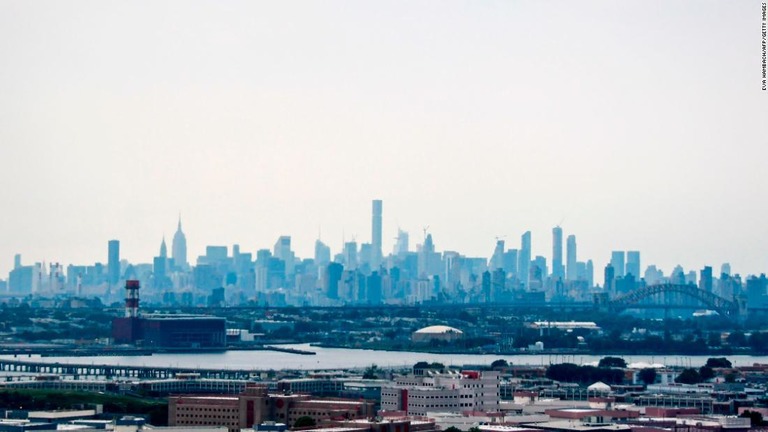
[112,280,226,348]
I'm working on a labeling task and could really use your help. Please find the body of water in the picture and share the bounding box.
[1,345,767,371]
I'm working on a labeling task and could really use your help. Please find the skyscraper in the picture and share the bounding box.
[160,236,168,258]
[566,235,577,281]
[518,231,531,290]
[700,266,713,292]
[172,217,188,270]
[107,239,120,285]
[610,251,625,278]
[586,259,594,288]
[551,227,563,280]
[371,200,383,269]
[626,251,640,278]
[314,239,331,266]
[604,263,615,293]
[489,240,505,271]
[393,229,409,256]
[273,236,295,275]
[273,236,292,260]
[343,241,358,270]
[418,233,438,277]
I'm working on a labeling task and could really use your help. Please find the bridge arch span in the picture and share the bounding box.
[608,283,739,316]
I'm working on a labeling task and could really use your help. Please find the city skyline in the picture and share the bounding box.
[1,205,757,280]
[1,1,766,277]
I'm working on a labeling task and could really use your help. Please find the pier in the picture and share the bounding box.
[0,358,264,380]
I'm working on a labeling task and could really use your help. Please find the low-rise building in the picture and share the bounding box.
[168,384,374,432]
[381,370,500,416]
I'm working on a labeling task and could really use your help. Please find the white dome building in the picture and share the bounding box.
[411,325,464,343]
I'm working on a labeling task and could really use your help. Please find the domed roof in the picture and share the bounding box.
[587,381,611,391]
[414,325,463,334]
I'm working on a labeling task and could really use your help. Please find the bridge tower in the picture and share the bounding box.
[736,295,748,321]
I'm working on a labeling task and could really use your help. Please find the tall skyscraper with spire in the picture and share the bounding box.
[371,199,383,269]
[172,217,188,270]
[160,236,168,258]
[154,236,170,289]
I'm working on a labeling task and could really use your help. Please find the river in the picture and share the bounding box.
[1,344,767,371]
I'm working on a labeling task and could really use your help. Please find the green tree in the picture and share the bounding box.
[699,366,715,381]
[363,364,379,379]
[598,356,627,368]
[739,410,764,427]
[444,427,463,432]
[639,368,657,386]
[491,359,509,369]
[675,368,702,384]
[705,357,732,368]
[294,416,316,428]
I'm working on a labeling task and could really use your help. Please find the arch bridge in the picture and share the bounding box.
[604,283,741,317]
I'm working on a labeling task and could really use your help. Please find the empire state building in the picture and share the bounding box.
[172,217,188,270]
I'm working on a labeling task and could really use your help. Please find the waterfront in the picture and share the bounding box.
[2,344,767,371]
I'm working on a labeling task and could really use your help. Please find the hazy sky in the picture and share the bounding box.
[1,1,766,278]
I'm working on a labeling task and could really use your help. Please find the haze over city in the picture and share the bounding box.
[1,1,766,277]
[5,3,768,430]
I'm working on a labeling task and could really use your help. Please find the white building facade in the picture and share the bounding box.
[381,370,500,416]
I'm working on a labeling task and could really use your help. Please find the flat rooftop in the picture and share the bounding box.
[528,421,631,432]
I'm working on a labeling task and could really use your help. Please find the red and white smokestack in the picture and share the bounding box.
[125,280,140,318]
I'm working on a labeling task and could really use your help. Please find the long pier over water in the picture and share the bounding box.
[0,358,263,380]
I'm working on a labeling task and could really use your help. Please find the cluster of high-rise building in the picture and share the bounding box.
[1,200,765,307]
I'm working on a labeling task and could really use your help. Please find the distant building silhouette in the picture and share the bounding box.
[489,240,505,271]
[586,259,594,287]
[314,239,331,266]
[108,239,120,286]
[611,251,626,278]
[604,263,615,293]
[172,217,188,270]
[371,200,382,269]
[394,229,409,256]
[552,226,564,280]
[566,235,577,281]
[626,251,641,279]
[700,266,713,293]
[343,241,358,270]
[519,231,531,290]
[273,236,294,276]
